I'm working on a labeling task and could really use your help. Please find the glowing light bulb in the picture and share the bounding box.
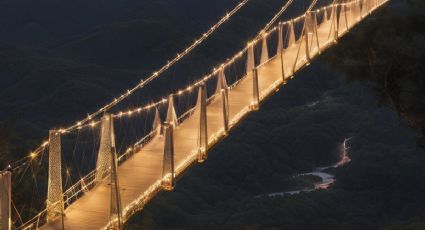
[29,152,37,159]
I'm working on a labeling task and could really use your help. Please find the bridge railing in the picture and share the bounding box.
[17,200,61,230]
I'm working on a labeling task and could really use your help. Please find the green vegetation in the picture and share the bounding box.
[327,0,425,138]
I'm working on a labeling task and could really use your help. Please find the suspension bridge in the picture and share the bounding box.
[0,0,388,229]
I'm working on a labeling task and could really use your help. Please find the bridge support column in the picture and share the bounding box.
[288,20,296,48]
[260,35,269,65]
[277,23,285,82]
[46,130,64,222]
[342,4,349,33]
[162,122,175,191]
[324,5,328,22]
[166,94,178,128]
[197,83,208,163]
[287,20,296,77]
[0,171,11,230]
[367,0,372,15]
[246,44,255,75]
[216,69,229,134]
[312,11,320,54]
[221,89,229,134]
[252,68,260,111]
[304,12,311,64]
[94,114,122,229]
[153,107,162,136]
[95,114,114,182]
[110,142,122,230]
[331,4,339,42]
[277,23,283,54]
[354,0,361,22]
[361,0,365,18]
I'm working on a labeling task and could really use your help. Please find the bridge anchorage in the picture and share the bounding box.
[0,0,388,229]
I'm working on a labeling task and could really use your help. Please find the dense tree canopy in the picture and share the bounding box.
[327,0,425,138]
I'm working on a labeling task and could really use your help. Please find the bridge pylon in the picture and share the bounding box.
[277,23,286,81]
[197,83,208,163]
[162,122,175,191]
[246,45,255,75]
[95,114,122,229]
[331,4,339,42]
[260,35,269,65]
[338,4,349,36]
[311,11,321,54]
[95,114,115,183]
[355,0,362,22]
[153,107,162,136]
[0,170,11,230]
[304,12,312,63]
[252,68,260,111]
[46,130,64,222]
[277,22,283,55]
[287,20,296,49]
[109,145,123,230]
[361,0,369,17]
[287,20,296,77]
[216,68,229,134]
[166,94,178,128]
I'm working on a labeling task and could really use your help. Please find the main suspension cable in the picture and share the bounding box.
[2,0,251,172]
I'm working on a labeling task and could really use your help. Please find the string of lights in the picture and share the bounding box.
[2,0,251,172]
[9,0,365,174]
[4,0,364,174]
[64,0,250,132]
[107,0,323,119]
[109,0,301,120]
[98,0,359,122]
[92,0,358,124]
[5,0,314,173]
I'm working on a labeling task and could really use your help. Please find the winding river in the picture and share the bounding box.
[266,138,351,197]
